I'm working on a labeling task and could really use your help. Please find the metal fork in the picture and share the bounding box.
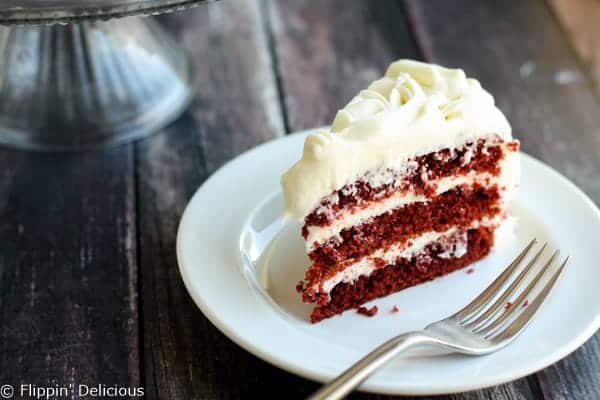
[308,239,568,400]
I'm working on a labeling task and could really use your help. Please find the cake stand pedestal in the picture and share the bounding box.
[0,1,212,150]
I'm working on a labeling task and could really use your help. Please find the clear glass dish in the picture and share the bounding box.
[0,1,209,24]
[0,0,214,150]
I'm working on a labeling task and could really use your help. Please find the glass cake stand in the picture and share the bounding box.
[0,0,214,150]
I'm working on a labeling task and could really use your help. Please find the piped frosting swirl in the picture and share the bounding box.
[281,59,512,218]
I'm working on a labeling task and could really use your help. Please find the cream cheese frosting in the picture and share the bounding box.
[281,59,512,219]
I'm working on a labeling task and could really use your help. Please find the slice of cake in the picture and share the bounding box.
[281,60,520,323]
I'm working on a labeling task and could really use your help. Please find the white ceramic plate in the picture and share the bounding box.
[177,129,600,395]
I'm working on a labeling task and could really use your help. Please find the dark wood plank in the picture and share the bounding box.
[405,0,600,399]
[0,147,139,393]
[136,1,335,399]
[265,0,420,132]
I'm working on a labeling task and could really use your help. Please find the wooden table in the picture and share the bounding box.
[2,1,600,399]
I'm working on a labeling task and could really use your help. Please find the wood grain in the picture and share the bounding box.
[406,0,600,399]
[0,147,139,392]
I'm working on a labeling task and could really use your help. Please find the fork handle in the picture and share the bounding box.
[307,332,433,400]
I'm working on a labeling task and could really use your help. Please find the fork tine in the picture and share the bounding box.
[489,257,568,342]
[454,238,536,322]
[464,243,547,328]
[474,249,559,335]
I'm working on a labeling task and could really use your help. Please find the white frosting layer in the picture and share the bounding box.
[281,59,513,218]
[316,217,504,295]
[498,150,520,205]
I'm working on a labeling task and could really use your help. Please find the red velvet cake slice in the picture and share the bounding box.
[281,60,520,323]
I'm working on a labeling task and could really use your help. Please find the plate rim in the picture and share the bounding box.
[176,128,600,395]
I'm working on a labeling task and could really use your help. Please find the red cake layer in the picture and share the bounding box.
[307,184,500,269]
[309,226,494,323]
[302,138,518,230]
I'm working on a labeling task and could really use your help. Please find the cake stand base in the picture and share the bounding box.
[0,17,191,151]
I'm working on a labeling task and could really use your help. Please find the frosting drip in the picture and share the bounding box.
[281,59,513,218]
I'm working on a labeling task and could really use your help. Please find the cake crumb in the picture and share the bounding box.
[373,258,387,268]
[466,268,475,274]
[390,305,399,314]
[356,305,379,317]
